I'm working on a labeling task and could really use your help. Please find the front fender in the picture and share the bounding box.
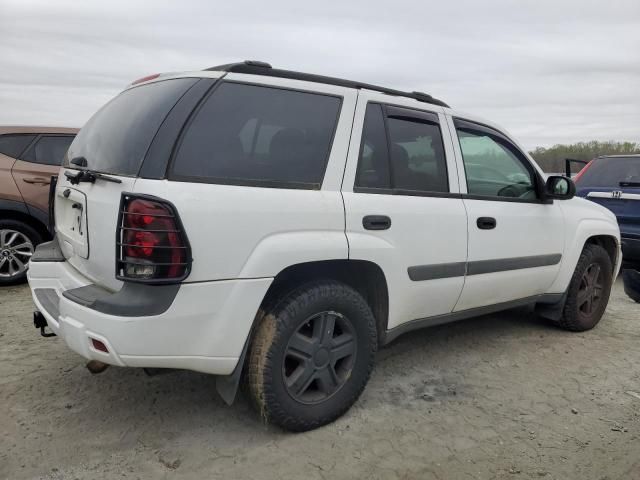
[547,217,621,294]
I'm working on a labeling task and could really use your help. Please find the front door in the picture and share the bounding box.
[342,94,468,330]
[448,117,565,311]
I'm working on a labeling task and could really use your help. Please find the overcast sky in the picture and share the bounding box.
[0,0,638,149]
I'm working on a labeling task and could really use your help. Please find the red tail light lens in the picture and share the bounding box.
[116,195,191,283]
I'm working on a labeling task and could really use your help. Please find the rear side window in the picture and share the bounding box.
[171,82,342,188]
[66,78,198,176]
[0,134,36,158]
[575,157,640,188]
[355,103,449,193]
[356,104,390,189]
[22,135,74,165]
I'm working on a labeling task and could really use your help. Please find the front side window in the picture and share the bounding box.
[23,135,74,166]
[455,121,537,200]
[355,103,449,193]
[171,82,342,188]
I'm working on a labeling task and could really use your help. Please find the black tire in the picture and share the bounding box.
[246,280,377,432]
[0,220,42,286]
[622,269,640,303]
[558,243,613,331]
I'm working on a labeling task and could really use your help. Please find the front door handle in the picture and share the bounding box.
[477,217,497,230]
[23,177,51,185]
[363,215,391,230]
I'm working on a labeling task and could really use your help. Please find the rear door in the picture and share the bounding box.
[12,135,75,214]
[342,92,468,330]
[0,134,37,204]
[54,76,215,290]
[448,116,565,311]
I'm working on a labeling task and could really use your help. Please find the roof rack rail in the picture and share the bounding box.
[205,60,450,108]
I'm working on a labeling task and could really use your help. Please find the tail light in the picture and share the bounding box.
[116,194,191,283]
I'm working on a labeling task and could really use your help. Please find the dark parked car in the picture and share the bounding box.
[0,126,78,284]
[574,154,640,302]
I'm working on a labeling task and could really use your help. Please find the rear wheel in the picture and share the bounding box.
[622,269,640,303]
[0,220,41,286]
[558,243,613,331]
[247,280,377,432]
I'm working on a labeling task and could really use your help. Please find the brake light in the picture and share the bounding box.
[130,73,160,86]
[572,160,594,184]
[116,194,191,283]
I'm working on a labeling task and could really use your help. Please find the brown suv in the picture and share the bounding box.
[0,126,78,284]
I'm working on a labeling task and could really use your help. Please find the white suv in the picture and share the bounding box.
[28,61,621,431]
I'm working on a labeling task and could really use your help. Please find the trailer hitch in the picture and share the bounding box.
[33,311,56,338]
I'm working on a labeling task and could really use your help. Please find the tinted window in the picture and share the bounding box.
[66,78,197,176]
[172,82,341,188]
[575,157,640,188]
[456,125,537,199]
[23,136,74,165]
[355,103,449,193]
[0,134,36,158]
[387,116,448,192]
[355,104,390,189]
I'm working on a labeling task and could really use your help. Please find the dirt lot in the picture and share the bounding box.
[1,280,639,480]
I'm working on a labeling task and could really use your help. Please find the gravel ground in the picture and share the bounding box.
[1,280,639,480]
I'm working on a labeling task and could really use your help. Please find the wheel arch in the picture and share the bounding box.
[258,259,389,344]
[547,217,620,294]
[0,208,50,241]
[215,259,389,405]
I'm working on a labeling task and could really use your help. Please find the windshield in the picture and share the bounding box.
[576,157,640,188]
[65,78,197,176]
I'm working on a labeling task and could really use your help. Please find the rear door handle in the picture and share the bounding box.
[476,217,497,230]
[363,215,391,230]
[23,177,51,185]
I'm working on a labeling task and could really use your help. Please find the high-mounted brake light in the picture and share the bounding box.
[116,194,191,283]
[573,159,594,184]
[130,73,161,86]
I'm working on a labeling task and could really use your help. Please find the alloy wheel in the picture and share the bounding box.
[0,229,34,278]
[282,311,357,404]
[577,262,603,316]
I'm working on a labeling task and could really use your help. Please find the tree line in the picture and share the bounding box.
[529,141,640,173]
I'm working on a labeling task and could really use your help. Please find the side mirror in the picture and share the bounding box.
[545,175,576,200]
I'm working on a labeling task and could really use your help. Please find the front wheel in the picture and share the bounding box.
[246,281,377,432]
[558,243,613,331]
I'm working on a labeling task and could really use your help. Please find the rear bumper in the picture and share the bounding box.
[27,257,272,375]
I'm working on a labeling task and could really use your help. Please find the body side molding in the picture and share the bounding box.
[408,254,562,281]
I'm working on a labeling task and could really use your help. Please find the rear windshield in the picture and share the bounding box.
[66,78,197,176]
[171,82,342,188]
[576,157,640,188]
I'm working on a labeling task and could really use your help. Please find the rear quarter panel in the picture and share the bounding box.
[132,180,349,281]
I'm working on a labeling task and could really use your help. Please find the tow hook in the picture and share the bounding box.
[86,360,110,374]
[33,311,56,338]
